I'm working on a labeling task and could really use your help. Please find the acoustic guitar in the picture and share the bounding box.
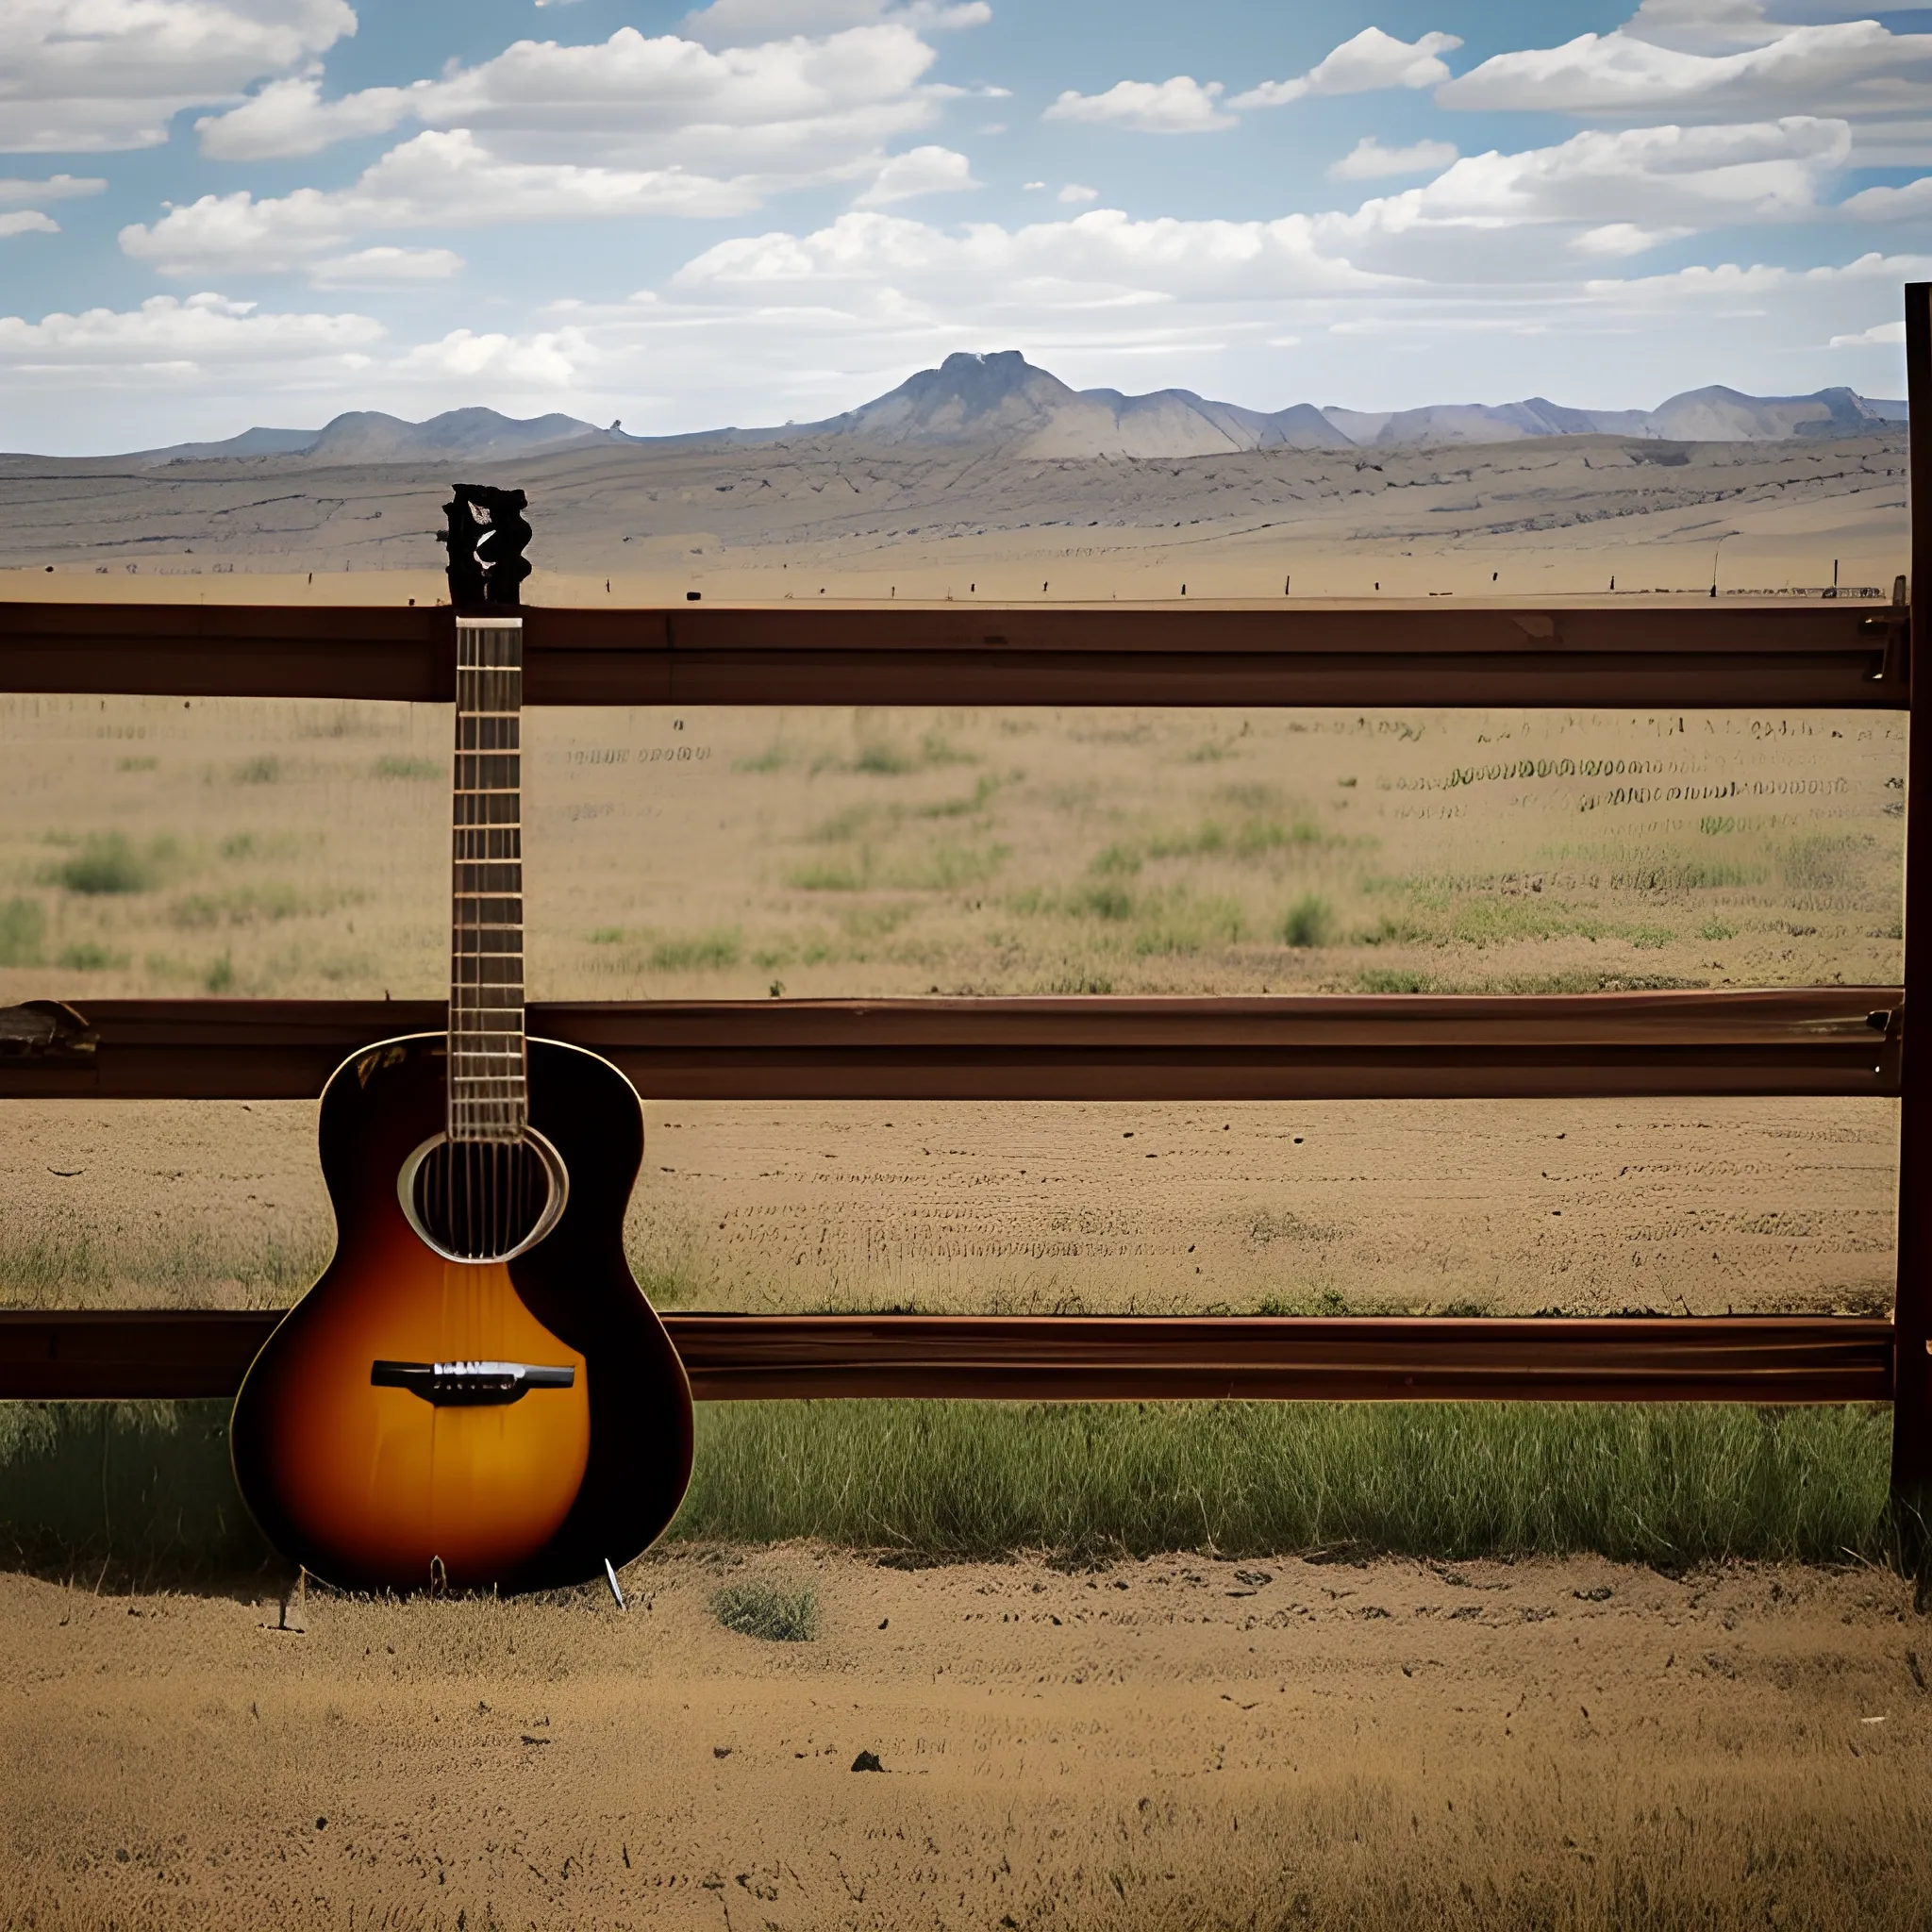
[230,614,693,1592]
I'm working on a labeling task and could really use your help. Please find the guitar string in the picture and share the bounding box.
[450,618,528,1258]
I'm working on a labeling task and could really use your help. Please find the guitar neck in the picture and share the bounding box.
[449,616,526,1144]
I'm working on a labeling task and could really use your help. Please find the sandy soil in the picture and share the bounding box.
[3,1551,1926,1930]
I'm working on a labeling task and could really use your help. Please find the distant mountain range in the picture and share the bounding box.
[124,350,1907,466]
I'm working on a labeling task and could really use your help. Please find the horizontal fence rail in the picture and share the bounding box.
[0,600,1909,709]
[0,1310,1895,1406]
[0,991,1903,1102]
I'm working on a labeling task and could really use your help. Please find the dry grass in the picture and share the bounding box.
[0,696,1904,1007]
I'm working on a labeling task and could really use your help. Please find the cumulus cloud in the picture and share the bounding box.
[0,291,382,368]
[1840,178,1932,223]
[0,175,108,205]
[0,0,354,152]
[195,22,964,177]
[1058,182,1099,203]
[1043,77,1235,135]
[122,129,764,275]
[396,326,589,387]
[196,75,416,160]
[855,144,979,204]
[1830,319,1906,347]
[672,206,1392,303]
[679,0,990,47]
[1327,137,1457,180]
[1234,28,1462,109]
[1314,116,1852,282]
[1439,4,1932,162]
[0,211,61,239]
[308,245,464,287]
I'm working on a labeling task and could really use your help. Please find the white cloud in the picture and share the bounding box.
[1840,178,1932,223]
[1316,116,1852,282]
[1234,28,1462,109]
[672,207,1391,303]
[1831,319,1906,348]
[196,75,415,160]
[308,245,464,287]
[122,130,763,275]
[0,211,61,238]
[0,0,354,152]
[1439,6,1932,163]
[397,326,588,387]
[679,0,989,50]
[0,175,107,205]
[855,144,979,205]
[1043,76,1234,135]
[1583,248,1932,303]
[1570,221,1692,256]
[1327,136,1457,180]
[1058,182,1099,203]
[196,22,965,177]
[0,292,382,369]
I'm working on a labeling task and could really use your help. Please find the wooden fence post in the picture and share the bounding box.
[1894,279,1932,1573]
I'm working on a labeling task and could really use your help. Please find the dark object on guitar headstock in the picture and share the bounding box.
[441,484,532,608]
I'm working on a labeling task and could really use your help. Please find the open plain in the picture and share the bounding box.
[0,440,1922,1928]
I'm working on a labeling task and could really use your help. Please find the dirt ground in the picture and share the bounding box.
[2,1550,1927,1931]
[0,648,1908,1317]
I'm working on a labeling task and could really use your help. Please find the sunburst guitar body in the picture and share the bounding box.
[229,608,692,1591]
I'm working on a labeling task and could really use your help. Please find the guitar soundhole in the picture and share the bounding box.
[398,1132,568,1263]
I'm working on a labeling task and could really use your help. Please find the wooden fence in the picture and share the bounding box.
[1,282,1925,1537]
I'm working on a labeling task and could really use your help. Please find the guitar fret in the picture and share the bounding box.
[449,617,528,1145]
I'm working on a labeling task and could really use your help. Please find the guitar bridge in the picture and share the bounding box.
[371,1359,575,1406]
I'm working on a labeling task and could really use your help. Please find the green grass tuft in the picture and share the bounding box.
[373,755,442,780]
[52,833,158,895]
[1281,893,1333,948]
[232,755,282,784]
[55,942,128,972]
[0,897,45,966]
[648,928,742,972]
[711,1579,821,1641]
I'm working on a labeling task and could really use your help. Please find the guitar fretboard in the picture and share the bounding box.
[449,616,525,1143]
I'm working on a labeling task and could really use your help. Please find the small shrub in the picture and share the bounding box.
[219,833,256,859]
[233,756,282,784]
[56,942,127,971]
[1357,968,1431,992]
[854,741,915,775]
[735,744,790,773]
[1281,893,1333,948]
[116,756,157,773]
[712,1581,819,1642]
[1090,843,1142,876]
[0,897,45,966]
[1700,918,1737,941]
[374,755,441,780]
[204,952,234,992]
[588,926,625,944]
[56,834,154,895]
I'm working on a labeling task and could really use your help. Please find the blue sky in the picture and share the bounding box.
[0,0,1926,452]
